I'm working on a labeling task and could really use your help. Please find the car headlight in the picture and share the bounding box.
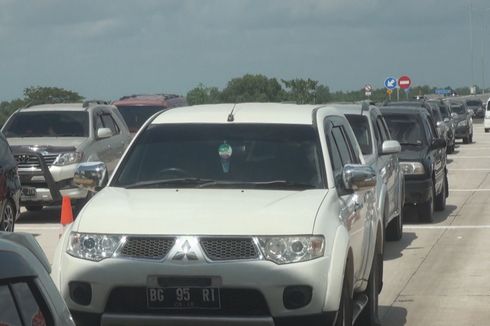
[53,152,83,166]
[67,232,123,261]
[458,120,468,127]
[257,236,325,264]
[400,162,425,175]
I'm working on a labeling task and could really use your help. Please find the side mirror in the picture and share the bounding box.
[451,112,457,118]
[97,127,112,139]
[436,121,443,127]
[381,140,401,155]
[342,164,376,191]
[74,162,108,192]
[431,138,446,149]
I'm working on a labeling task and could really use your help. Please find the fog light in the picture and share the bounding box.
[283,286,312,309]
[69,281,92,306]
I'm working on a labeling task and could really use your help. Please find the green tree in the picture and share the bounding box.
[23,86,84,106]
[282,78,319,104]
[220,74,284,103]
[186,84,221,105]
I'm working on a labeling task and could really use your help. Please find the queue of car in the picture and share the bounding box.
[0,96,484,326]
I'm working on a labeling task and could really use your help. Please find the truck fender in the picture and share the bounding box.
[323,225,351,312]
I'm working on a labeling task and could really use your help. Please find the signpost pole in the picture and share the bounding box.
[396,88,400,101]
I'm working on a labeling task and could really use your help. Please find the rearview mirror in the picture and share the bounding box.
[97,127,112,139]
[74,162,108,192]
[381,140,401,155]
[431,138,446,150]
[342,164,376,191]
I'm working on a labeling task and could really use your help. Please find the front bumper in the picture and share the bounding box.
[57,254,333,325]
[71,311,337,326]
[455,125,469,138]
[484,118,490,129]
[404,177,432,205]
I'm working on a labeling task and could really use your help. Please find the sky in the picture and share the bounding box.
[0,0,489,100]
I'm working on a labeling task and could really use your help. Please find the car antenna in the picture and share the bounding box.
[227,103,237,122]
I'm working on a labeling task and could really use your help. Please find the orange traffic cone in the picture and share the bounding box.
[60,196,74,226]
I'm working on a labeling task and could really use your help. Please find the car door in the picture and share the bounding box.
[425,116,445,194]
[325,117,368,281]
[374,114,399,220]
[100,111,126,173]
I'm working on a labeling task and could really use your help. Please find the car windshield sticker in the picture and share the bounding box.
[218,142,233,173]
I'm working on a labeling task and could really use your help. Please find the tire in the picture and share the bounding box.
[386,213,403,242]
[469,133,473,143]
[0,200,16,232]
[25,205,43,211]
[335,272,353,326]
[357,239,382,326]
[463,135,470,144]
[418,181,434,223]
[435,176,447,211]
[485,129,489,133]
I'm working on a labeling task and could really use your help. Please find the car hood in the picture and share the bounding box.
[398,148,427,161]
[452,114,466,123]
[7,137,86,151]
[76,187,328,235]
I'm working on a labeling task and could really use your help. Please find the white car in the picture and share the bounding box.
[52,103,382,326]
[485,97,490,132]
[0,232,75,326]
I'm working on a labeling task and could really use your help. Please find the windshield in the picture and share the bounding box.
[116,106,165,133]
[113,124,324,190]
[3,111,89,137]
[383,114,426,146]
[450,104,466,114]
[346,115,373,155]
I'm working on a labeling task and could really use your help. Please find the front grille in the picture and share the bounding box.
[200,238,258,261]
[105,287,270,316]
[119,237,175,260]
[15,154,59,170]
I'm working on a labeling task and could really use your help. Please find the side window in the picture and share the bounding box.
[425,116,437,140]
[11,282,50,326]
[94,115,104,131]
[101,114,119,135]
[0,284,23,325]
[380,118,392,139]
[332,126,353,165]
[376,118,389,142]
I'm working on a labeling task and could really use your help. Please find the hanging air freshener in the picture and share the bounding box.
[218,142,233,173]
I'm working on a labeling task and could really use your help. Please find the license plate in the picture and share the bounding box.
[21,187,36,197]
[147,287,220,309]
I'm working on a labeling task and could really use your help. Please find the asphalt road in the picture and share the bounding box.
[13,120,490,325]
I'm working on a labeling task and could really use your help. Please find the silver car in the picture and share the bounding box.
[1,100,131,212]
[346,103,404,241]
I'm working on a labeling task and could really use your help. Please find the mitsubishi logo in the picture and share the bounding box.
[172,240,198,261]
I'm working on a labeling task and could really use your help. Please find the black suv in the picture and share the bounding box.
[465,98,484,118]
[380,106,448,223]
[444,100,473,144]
[0,132,21,231]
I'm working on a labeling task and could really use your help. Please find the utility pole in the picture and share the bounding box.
[469,0,475,88]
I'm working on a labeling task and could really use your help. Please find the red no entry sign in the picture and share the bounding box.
[398,75,411,89]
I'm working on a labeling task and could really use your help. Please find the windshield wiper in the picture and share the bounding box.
[198,180,316,190]
[124,178,216,189]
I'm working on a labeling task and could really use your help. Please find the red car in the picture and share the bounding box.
[112,94,186,134]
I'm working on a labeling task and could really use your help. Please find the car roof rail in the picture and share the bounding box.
[83,100,109,108]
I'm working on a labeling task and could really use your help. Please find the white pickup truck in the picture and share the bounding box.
[52,103,383,326]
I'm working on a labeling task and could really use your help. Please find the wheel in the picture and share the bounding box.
[358,238,382,326]
[463,135,470,144]
[25,205,43,211]
[386,212,403,241]
[418,181,434,223]
[335,272,353,326]
[435,175,447,211]
[485,129,489,133]
[469,133,473,143]
[0,200,15,232]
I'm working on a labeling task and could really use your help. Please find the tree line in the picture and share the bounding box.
[0,75,483,126]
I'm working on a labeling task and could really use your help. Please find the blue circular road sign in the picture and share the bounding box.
[384,77,397,90]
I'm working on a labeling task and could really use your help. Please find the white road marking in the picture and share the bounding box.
[405,225,490,230]
[16,225,60,230]
[451,189,490,192]
[449,156,490,159]
[449,168,490,171]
